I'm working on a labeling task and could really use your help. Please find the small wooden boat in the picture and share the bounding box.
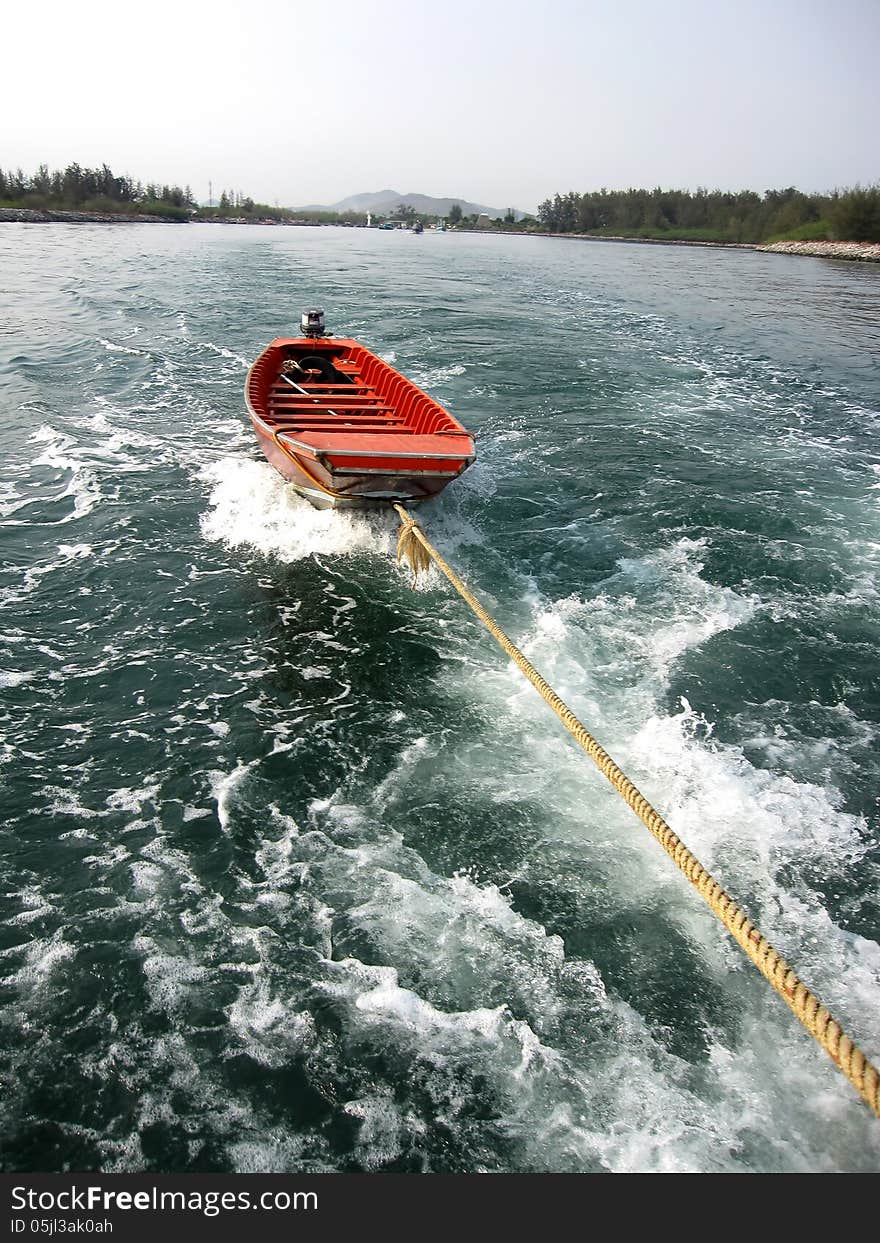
[245,309,476,509]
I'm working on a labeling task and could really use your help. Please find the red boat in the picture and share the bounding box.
[245,309,476,508]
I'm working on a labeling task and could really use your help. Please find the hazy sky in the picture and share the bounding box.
[5,0,879,211]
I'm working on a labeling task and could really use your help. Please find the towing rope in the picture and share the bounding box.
[393,503,880,1118]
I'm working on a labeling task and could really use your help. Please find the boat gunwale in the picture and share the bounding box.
[244,334,476,507]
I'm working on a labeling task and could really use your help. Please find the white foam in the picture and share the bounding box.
[1,932,75,996]
[17,541,94,600]
[324,959,507,1042]
[199,457,393,562]
[105,782,161,816]
[227,977,316,1069]
[330,530,880,1165]
[132,934,210,1012]
[29,425,102,521]
[210,760,259,832]
[342,1093,405,1169]
[0,670,33,688]
[182,805,212,822]
[3,885,57,927]
[200,341,250,367]
[98,338,147,356]
[43,785,104,820]
[130,861,164,895]
[0,480,31,519]
[411,362,466,388]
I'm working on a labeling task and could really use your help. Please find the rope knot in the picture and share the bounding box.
[398,516,418,540]
[394,507,431,577]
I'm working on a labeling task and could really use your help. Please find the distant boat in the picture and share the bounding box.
[412,221,423,234]
[246,309,476,509]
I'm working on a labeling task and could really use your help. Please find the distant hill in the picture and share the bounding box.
[296,189,523,220]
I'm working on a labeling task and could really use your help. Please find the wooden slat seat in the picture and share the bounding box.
[278,390,378,399]
[272,381,374,391]
[269,391,385,401]
[271,384,377,396]
[269,415,402,425]
[269,398,387,408]
[268,404,397,418]
[276,424,416,436]
[274,421,408,431]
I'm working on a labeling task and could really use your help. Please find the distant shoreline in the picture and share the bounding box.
[457,228,880,262]
[459,231,879,264]
[3,208,878,262]
[0,207,181,225]
[460,227,757,252]
[0,207,330,227]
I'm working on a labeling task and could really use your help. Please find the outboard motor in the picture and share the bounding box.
[300,307,325,337]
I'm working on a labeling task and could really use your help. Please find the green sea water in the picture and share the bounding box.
[1,223,879,1172]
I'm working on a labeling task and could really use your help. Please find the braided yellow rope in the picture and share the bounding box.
[394,503,880,1118]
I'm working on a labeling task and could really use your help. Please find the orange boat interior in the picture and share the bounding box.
[247,338,469,440]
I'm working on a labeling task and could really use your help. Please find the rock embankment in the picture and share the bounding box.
[0,207,179,224]
[758,240,880,262]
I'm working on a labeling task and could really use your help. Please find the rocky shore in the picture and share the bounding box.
[0,208,315,226]
[467,228,757,251]
[0,207,180,224]
[758,240,880,262]
[509,232,880,261]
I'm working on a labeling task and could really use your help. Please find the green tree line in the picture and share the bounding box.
[536,185,880,243]
[0,162,196,219]
[0,162,371,225]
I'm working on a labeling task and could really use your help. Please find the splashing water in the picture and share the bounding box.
[1,222,879,1172]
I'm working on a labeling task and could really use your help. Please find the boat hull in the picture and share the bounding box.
[251,418,465,509]
[245,336,475,509]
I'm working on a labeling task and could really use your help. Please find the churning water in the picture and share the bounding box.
[1,223,879,1172]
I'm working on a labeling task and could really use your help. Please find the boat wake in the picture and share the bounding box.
[199,457,395,561]
[2,221,878,1174]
